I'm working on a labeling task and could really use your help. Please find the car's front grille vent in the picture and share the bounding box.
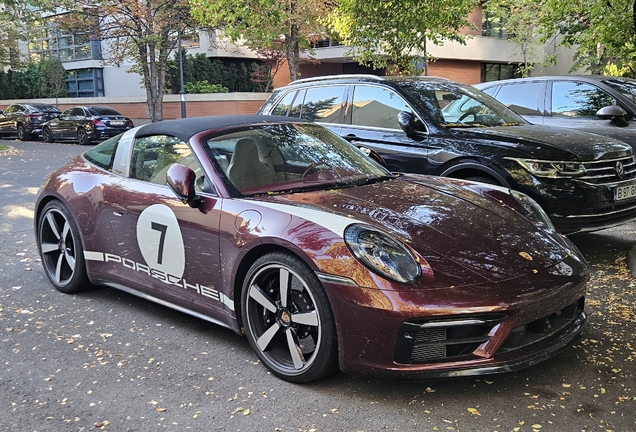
[394,315,504,364]
[394,297,586,365]
[579,156,636,184]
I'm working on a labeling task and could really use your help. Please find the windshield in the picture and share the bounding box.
[398,80,527,128]
[204,123,393,196]
[603,78,636,103]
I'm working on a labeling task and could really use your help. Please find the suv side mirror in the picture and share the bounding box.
[398,111,425,136]
[166,163,201,208]
[596,105,630,127]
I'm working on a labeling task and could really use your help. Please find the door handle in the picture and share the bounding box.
[111,203,128,216]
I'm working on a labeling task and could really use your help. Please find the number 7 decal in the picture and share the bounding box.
[151,222,168,264]
[137,204,186,278]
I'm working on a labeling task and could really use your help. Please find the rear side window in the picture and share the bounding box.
[495,82,543,115]
[84,134,121,170]
[551,81,615,117]
[299,86,345,123]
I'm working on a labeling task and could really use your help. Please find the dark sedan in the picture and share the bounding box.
[0,103,61,140]
[35,115,588,382]
[475,75,636,151]
[259,75,636,234]
[42,105,134,145]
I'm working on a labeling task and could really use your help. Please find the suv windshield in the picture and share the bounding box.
[603,78,636,103]
[398,81,527,128]
[205,123,392,196]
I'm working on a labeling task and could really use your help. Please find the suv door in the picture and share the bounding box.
[340,84,429,173]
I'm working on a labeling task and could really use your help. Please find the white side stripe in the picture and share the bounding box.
[84,251,105,261]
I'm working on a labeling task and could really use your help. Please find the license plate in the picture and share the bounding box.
[109,121,124,126]
[614,182,636,201]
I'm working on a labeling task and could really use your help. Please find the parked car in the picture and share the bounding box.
[474,75,636,151]
[42,105,134,145]
[35,115,588,382]
[258,74,636,234]
[0,103,61,140]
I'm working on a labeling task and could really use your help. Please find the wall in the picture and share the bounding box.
[0,93,270,125]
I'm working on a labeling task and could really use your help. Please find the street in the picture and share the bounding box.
[1,140,635,432]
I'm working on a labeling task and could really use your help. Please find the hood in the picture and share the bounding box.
[456,124,632,160]
[255,175,579,286]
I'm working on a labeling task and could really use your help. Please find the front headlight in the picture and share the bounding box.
[507,158,586,178]
[510,189,555,230]
[344,225,421,283]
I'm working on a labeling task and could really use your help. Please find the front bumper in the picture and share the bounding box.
[319,263,588,379]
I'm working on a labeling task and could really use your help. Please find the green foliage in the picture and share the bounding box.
[167,52,262,93]
[0,59,68,99]
[40,58,69,98]
[327,0,479,74]
[183,80,229,94]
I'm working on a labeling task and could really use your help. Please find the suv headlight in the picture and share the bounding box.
[507,158,586,178]
[510,190,555,230]
[344,225,422,283]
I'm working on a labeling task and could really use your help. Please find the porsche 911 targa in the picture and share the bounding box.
[35,115,589,382]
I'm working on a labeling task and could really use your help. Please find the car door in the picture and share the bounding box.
[0,105,17,133]
[339,84,430,174]
[106,133,227,316]
[51,108,74,138]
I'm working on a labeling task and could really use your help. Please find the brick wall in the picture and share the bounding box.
[428,59,482,84]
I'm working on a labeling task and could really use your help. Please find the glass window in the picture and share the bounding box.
[481,63,522,82]
[300,86,345,123]
[289,89,306,118]
[351,85,412,129]
[482,12,507,38]
[84,134,121,171]
[271,91,296,116]
[130,135,204,191]
[494,82,543,115]
[551,82,615,117]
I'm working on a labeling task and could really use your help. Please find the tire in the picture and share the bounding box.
[466,175,500,185]
[77,128,91,145]
[42,127,53,143]
[37,200,90,293]
[241,252,338,383]
[17,124,30,141]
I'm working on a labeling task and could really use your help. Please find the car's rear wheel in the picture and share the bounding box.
[42,127,53,143]
[77,128,91,145]
[38,200,89,293]
[17,124,29,141]
[242,252,338,383]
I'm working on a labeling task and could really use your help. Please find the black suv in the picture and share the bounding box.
[258,74,636,234]
[0,103,61,140]
[475,75,636,151]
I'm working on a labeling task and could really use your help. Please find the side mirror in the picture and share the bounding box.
[166,163,201,208]
[596,105,630,127]
[397,111,425,137]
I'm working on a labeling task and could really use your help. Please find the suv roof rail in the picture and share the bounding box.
[292,74,386,84]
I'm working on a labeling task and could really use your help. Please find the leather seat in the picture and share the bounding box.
[226,138,276,190]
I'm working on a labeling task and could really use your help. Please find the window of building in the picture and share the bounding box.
[29,21,101,62]
[66,68,105,98]
[481,63,522,82]
[482,12,507,38]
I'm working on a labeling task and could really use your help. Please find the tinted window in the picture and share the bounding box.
[84,134,121,170]
[300,86,345,122]
[551,82,615,117]
[271,91,296,116]
[495,82,542,115]
[88,107,121,116]
[351,85,411,129]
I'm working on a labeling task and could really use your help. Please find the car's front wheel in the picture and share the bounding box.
[42,127,53,143]
[37,200,90,293]
[241,252,338,383]
[17,124,30,141]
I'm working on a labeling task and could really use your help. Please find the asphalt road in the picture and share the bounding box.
[1,140,635,432]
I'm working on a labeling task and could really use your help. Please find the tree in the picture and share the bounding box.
[539,0,636,76]
[40,58,68,102]
[484,0,542,77]
[0,0,40,68]
[190,0,333,81]
[327,0,478,75]
[56,0,202,122]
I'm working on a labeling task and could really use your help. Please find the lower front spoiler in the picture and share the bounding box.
[387,310,587,380]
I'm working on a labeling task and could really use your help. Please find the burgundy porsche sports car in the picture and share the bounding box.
[35,115,588,382]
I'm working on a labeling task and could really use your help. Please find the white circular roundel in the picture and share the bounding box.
[137,204,185,278]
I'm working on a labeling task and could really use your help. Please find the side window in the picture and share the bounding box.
[130,135,204,191]
[551,81,615,117]
[84,134,121,170]
[300,86,345,123]
[289,89,306,118]
[495,82,542,115]
[61,108,74,117]
[271,91,296,116]
[4,105,15,114]
[351,85,412,129]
